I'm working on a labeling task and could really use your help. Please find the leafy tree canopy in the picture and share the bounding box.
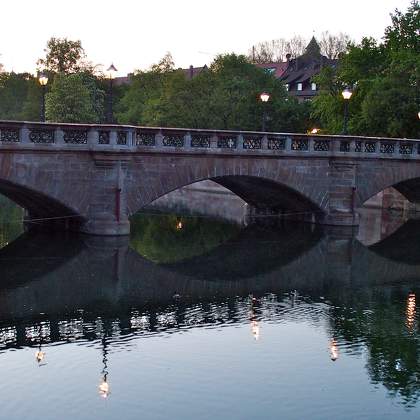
[311,1,419,138]
[45,73,105,123]
[117,53,311,132]
[37,37,87,74]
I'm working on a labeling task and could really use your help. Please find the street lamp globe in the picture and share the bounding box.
[38,73,48,86]
[260,92,270,103]
[342,87,352,100]
[106,63,117,80]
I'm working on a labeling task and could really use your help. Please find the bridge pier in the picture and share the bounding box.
[79,156,130,236]
[322,161,359,227]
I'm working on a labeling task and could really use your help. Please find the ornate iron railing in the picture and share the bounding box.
[0,121,419,161]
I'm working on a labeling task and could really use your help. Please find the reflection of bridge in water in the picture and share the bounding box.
[1,219,420,406]
[1,219,420,348]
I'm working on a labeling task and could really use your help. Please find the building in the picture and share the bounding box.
[184,65,208,80]
[279,37,338,102]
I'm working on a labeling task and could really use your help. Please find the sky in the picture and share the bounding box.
[0,0,413,76]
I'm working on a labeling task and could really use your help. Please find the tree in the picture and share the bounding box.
[248,36,307,63]
[0,72,35,120]
[116,54,177,126]
[117,53,311,132]
[311,2,419,138]
[384,0,419,52]
[45,73,104,123]
[37,37,87,74]
[319,31,351,59]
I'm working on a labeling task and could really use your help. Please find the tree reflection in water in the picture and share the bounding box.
[328,287,420,407]
[130,212,241,263]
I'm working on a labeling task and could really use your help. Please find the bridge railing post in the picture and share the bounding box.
[155,131,163,148]
[349,137,356,153]
[109,130,118,147]
[261,134,268,150]
[210,134,218,149]
[185,132,192,150]
[330,137,340,153]
[20,125,30,144]
[127,128,136,149]
[308,136,314,152]
[55,127,64,145]
[87,128,98,148]
[285,136,292,152]
[238,134,244,150]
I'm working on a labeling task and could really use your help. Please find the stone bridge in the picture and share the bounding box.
[0,120,419,235]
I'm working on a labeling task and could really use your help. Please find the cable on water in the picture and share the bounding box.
[0,208,324,226]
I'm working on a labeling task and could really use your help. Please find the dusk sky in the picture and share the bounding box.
[0,0,413,75]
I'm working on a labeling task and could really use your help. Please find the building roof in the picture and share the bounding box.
[183,65,208,79]
[255,62,288,78]
[280,37,338,84]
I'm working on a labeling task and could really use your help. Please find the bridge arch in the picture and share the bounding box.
[126,155,328,220]
[356,161,420,206]
[0,151,90,230]
[0,179,85,230]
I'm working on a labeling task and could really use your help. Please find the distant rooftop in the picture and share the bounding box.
[255,62,288,78]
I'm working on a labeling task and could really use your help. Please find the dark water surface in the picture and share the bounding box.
[0,209,420,419]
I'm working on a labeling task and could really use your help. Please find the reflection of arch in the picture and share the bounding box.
[161,223,323,280]
[0,222,323,321]
[0,232,84,288]
[368,220,420,265]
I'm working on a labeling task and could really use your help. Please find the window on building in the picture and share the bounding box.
[265,68,276,74]
[311,83,317,91]
[297,83,303,91]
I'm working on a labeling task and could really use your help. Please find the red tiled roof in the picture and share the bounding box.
[255,62,288,78]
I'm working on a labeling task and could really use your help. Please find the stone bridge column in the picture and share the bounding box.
[323,160,359,226]
[80,154,130,236]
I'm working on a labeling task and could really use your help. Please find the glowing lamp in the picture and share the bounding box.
[259,92,270,103]
[341,88,352,100]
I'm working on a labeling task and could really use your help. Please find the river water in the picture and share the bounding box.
[0,199,419,419]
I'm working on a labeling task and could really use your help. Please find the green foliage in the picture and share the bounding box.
[37,37,86,74]
[311,2,419,138]
[130,213,240,264]
[0,195,24,248]
[45,73,105,123]
[384,0,419,52]
[117,53,311,132]
[0,72,42,121]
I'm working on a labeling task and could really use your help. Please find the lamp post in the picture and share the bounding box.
[38,73,48,122]
[341,87,353,135]
[259,92,270,132]
[106,64,117,123]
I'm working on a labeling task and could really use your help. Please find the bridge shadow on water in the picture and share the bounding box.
[1,214,420,406]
